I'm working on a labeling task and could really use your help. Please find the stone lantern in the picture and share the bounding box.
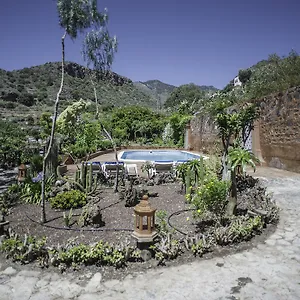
[132,195,157,243]
[18,164,27,183]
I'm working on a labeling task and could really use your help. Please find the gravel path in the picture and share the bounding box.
[0,168,300,300]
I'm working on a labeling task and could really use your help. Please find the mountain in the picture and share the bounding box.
[133,80,176,107]
[0,62,157,123]
[134,80,218,107]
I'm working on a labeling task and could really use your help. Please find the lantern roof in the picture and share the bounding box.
[19,164,27,170]
[134,195,156,214]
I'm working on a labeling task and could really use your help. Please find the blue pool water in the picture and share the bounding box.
[119,150,201,162]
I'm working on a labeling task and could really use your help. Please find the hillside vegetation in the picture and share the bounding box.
[0,62,157,123]
[133,80,176,107]
[207,50,300,114]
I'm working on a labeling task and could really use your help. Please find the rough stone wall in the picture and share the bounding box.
[189,86,300,173]
[189,113,218,153]
[253,86,300,173]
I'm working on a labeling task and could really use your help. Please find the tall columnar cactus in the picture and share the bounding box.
[198,157,205,187]
[75,162,97,195]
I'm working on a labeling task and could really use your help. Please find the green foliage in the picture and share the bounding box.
[184,235,212,257]
[39,112,52,138]
[0,184,21,214]
[228,147,259,174]
[164,83,215,113]
[141,161,153,179]
[175,158,208,194]
[0,232,47,264]
[58,241,129,268]
[20,176,53,204]
[0,120,27,168]
[60,111,113,158]
[57,0,107,39]
[29,154,43,175]
[109,106,167,142]
[208,50,300,114]
[82,28,117,72]
[215,104,258,153]
[156,210,169,235]
[168,113,191,146]
[56,99,91,141]
[213,216,264,245]
[150,233,182,266]
[50,190,87,209]
[187,176,230,218]
[63,208,73,227]
[238,69,252,84]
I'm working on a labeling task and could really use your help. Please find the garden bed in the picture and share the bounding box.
[1,176,279,282]
[7,183,190,247]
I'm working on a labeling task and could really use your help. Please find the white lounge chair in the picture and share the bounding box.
[125,163,138,179]
[102,162,124,179]
[150,161,174,177]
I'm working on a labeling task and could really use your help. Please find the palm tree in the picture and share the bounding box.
[228,147,259,175]
[226,147,260,216]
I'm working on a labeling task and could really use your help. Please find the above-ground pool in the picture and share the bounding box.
[118,150,202,163]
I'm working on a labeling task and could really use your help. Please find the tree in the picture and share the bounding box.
[238,69,252,85]
[164,84,206,113]
[41,0,110,223]
[215,104,259,216]
[81,12,119,191]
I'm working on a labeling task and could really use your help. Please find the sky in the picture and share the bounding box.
[1,0,300,89]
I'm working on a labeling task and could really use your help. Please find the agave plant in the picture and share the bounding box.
[227,147,260,175]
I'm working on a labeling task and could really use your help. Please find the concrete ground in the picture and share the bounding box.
[1,164,300,299]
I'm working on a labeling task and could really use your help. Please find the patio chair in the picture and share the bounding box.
[125,163,138,179]
[86,161,102,172]
[150,161,174,178]
[102,162,124,179]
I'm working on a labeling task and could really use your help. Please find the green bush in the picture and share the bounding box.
[187,176,230,217]
[50,190,87,209]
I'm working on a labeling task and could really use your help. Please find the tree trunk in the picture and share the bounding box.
[45,137,58,179]
[40,31,66,224]
[226,169,237,216]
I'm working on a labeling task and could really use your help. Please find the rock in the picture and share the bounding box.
[62,182,71,191]
[147,180,154,186]
[140,249,152,262]
[104,279,120,289]
[18,270,41,277]
[2,266,17,276]
[85,272,103,293]
[78,201,104,227]
[55,180,64,187]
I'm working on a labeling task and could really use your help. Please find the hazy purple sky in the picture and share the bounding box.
[1,0,299,88]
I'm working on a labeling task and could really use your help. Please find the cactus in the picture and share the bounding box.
[76,162,97,195]
[57,162,98,196]
[198,156,205,187]
[185,168,192,196]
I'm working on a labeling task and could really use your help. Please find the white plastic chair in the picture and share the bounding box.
[150,161,174,177]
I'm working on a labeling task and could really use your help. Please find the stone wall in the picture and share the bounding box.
[253,86,300,173]
[188,113,218,153]
[188,86,300,173]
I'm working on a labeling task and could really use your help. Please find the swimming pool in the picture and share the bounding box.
[118,150,202,163]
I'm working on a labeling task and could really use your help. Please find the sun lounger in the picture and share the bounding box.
[150,161,174,177]
[86,161,102,172]
[125,163,138,179]
[102,162,124,178]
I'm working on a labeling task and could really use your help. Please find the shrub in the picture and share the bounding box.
[50,190,87,209]
[187,176,230,218]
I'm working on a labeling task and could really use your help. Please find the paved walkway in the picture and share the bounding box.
[1,168,300,299]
